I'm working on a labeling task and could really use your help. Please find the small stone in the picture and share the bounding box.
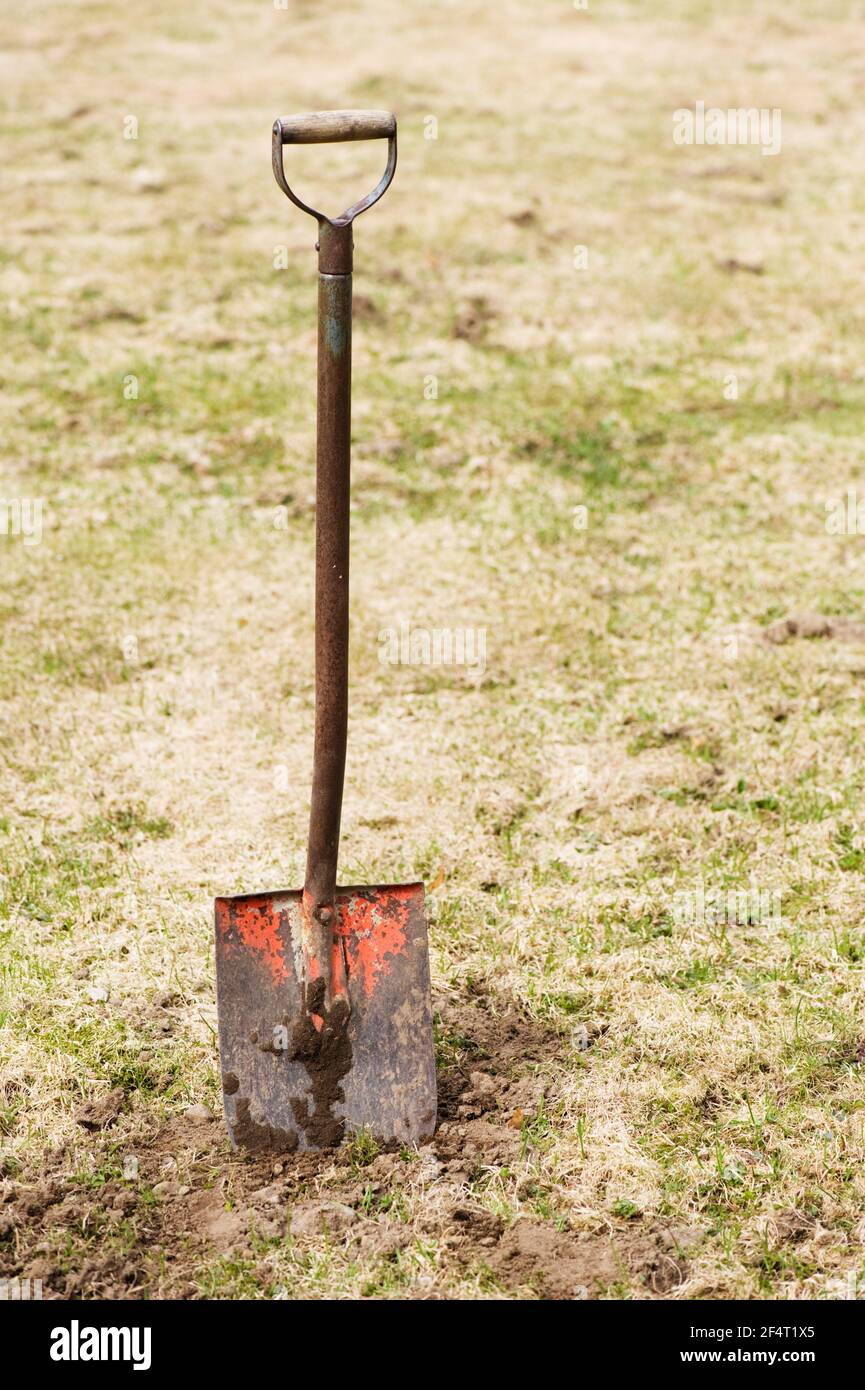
[184,1104,214,1121]
[86,985,108,1003]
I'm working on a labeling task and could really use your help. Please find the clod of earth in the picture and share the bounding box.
[288,1200,359,1240]
[73,1088,125,1131]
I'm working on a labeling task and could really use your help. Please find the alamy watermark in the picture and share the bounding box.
[0,1278,42,1300]
[50,1320,151,1370]
[673,102,782,157]
[673,880,785,928]
[0,497,43,545]
[378,621,487,675]
[825,488,865,535]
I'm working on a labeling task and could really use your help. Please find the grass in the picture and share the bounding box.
[2,0,865,1300]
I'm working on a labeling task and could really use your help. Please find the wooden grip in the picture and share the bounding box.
[275,110,396,144]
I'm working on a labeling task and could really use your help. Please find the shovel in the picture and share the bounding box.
[214,111,437,1153]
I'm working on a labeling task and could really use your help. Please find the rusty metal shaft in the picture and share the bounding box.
[271,113,397,1013]
[305,224,353,919]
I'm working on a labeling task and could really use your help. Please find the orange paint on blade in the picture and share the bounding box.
[219,898,289,984]
[339,889,411,997]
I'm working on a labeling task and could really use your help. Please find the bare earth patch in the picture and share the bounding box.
[0,991,704,1300]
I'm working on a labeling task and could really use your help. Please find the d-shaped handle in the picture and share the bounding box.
[272,109,397,232]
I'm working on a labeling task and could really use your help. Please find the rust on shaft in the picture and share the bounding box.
[305,222,353,917]
[269,121,397,1015]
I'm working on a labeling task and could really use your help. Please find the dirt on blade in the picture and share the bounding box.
[287,982,354,1149]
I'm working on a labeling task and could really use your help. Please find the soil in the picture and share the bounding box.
[0,991,702,1299]
[72,1088,126,1132]
[286,980,353,1149]
[484,1219,696,1299]
[762,613,865,644]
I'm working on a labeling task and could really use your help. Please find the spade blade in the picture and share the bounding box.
[214,883,436,1152]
